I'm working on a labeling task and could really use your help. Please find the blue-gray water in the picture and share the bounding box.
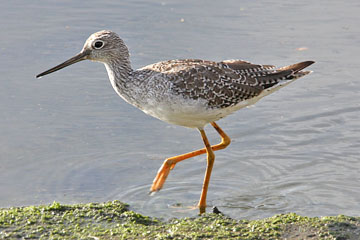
[1,0,359,220]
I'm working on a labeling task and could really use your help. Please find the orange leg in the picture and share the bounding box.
[198,128,214,214]
[150,122,231,195]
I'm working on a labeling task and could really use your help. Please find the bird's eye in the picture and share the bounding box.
[93,40,104,49]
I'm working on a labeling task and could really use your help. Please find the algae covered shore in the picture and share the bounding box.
[0,201,359,239]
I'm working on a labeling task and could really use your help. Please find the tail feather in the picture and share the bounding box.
[257,61,315,89]
[278,61,315,73]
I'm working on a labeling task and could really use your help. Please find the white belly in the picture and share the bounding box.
[139,81,291,129]
[139,94,258,128]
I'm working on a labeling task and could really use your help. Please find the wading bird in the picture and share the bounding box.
[37,30,314,214]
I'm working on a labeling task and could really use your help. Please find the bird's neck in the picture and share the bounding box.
[104,57,150,110]
[105,57,132,87]
[104,58,135,102]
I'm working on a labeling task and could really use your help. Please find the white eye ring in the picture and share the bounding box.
[93,40,104,49]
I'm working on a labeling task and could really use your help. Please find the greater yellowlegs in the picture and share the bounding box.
[37,30,314,214]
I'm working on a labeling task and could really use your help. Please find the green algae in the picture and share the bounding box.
[1,201,359,239]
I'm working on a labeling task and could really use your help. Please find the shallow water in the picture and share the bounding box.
[1,0,359,220]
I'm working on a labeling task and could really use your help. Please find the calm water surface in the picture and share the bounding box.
[1,0,359,220]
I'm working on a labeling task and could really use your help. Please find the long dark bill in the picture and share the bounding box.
[36,51,89,78]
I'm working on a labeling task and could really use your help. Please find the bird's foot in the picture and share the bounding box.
[150,159,176,193]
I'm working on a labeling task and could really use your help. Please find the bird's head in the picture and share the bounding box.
[36,30,129,78]
[83,30,129,63]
